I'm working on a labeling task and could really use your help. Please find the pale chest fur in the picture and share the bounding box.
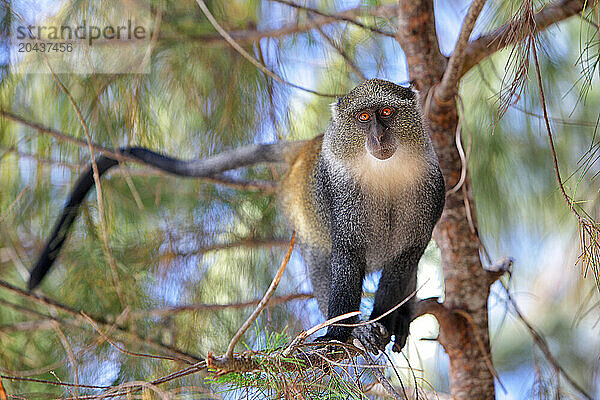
[330,152,433,270]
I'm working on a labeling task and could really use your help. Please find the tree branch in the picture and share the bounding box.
[163,237,290,259]
[0,110,302,191]
[0,280,202,363]
[436,0,487,102]
[195,0,339,98]
[502,284,594,400]
[160,3,397,46]
[460,0,589,77]
[272,0,396,38]
[396,0,446,92]
[226,233,295,358]
[137,293,312,318]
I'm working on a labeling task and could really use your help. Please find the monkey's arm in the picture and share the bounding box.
[319,242,366,343]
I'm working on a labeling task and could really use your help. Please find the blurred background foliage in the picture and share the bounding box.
[0,0,598,399]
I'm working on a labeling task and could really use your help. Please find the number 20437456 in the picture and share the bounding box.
[18,42,73,53]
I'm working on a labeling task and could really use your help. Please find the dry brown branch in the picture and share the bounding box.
[81,313,186,364]
[0,294,312,333]
[225,232,295,357]
[0,320,56,333]
[112,168,277,192]
[163,237,290,260]
[461,0,590,77]
[0,109,115,156]
[0,146,81,170]
[436,0,486,102]
[336,283,421,328]
[0,375,110,390]
[282,311,363,357]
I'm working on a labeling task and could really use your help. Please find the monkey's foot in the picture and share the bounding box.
[392,315,410,353]
[351,322,390,354]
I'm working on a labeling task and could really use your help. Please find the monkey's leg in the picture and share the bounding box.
[302,245,331,317]
[370,247,424,352]
[316,244,366,344]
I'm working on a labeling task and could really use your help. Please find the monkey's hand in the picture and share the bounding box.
[351,322,390,354]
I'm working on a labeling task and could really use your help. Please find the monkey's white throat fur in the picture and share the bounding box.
[351,150,425,193]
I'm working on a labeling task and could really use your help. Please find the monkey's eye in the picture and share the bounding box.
[379,107,394,118]
[357,112,371,122]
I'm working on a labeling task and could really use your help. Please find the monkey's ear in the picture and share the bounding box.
[408,79,419,96]
[329,99,341,120]
[408,80,420,94]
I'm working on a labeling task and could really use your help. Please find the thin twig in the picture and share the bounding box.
[225,232,295,358]
[281,311,363,357]
[52,322,80,398]
[0,280,201,363]
[0,187,29,224]
[362,351,404,400]
[0,375,110,390]
[0,110,281,192]
[531,28,584,224]
[436,0,486,102]
[195,0,337,98]
[164,237,289,260]
[160,3,397,45]
[336,279,428,328]
[312,23,366,80]
[138,293,312,318]
[501,283,593,400]
[272,0,396,38]
[81,313,185,363]
[461,0,589,77]
[530,17,600,282]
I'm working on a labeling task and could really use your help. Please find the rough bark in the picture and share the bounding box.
[396,0,590,399]
[397,1,493,398]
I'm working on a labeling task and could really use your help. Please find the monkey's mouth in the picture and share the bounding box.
[370,147,395,160]
[366,136,397,160]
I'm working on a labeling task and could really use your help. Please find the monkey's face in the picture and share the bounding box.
[354,106,398,160]
[325,79,425,164]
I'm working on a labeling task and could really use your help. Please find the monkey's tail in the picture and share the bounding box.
[28,154,119,290]
[28,143,301,290]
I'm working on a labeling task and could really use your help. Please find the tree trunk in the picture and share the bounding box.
[397,1,496,398]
